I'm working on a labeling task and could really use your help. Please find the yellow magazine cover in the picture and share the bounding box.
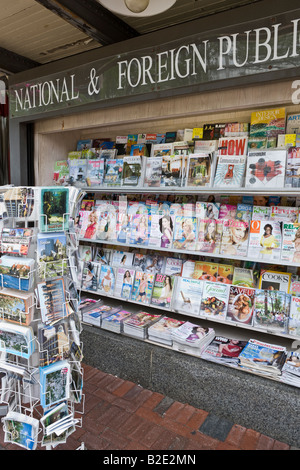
[259,269,292,293]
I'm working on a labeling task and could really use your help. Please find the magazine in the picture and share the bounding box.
[123,311,161,339]
[200,281,229,319]
[164,257,183,276]
[144,157,163,187]
[218,204,237,220]
[218,136,248,156]
[253,289,289,334]
[173,216,197,251]
[193,261,218,282]
[40,187,69,232]
[236,203,253,221]
[201,336,247,367]
[249,107,286,139]
[213,155,246,188]
[98,265,115,296]
[68,159,87,186]
[232,267,255,288]
[172,277,203,316]
[220,219,249,257]
[151,143,173,157]
[122,156,142,186]
[270,206,299,223]
[131,271,154,305]
[258,270,291,293]
[252,205,271,220]
[101,309,133,334]
[196,218,223,253]
[216,264,234,284]
[285,147,300,188]
[226,285,255,325]
[248,219,282,261]
[280,352,300,387]
[245,150,286,188]
[86,159,105,187]
[195,201,220,220]
[171,321,215,356]
[103,159,123,186]
[148,316,184,346]
[114,267,135,300]
[161,154,183,187]
[238,338,287,377]
[288,296,300,336]
[281,222,300,263]
[53,160,69,185]
[81,261,100,292]
[186,154,213,187]
[150,273,174,309]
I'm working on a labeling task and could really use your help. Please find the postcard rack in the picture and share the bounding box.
[0,186,84,450]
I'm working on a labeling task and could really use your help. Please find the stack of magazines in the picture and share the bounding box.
[201,336,247,368]
[280,352,300,387]
[238,339,287,379]
[147,316,185,346]
[101,309,133,334]
[171,321,215,357]
[82,303,121,327]
[123,311,161,339]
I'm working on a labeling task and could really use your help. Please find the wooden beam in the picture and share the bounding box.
[34,0,140,45]
[0,47,40,74]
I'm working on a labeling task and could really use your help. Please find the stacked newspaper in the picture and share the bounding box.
[171,321,215,356]
[101,309,134,334]
[148,316,185,346]
[238,338,287,379]
[280,352,300,387]
[123,311,161,339]
[201,336,247,367]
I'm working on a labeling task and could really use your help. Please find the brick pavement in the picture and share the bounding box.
[0,363,295,451]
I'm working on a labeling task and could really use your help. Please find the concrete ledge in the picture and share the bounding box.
[82,324,300,447]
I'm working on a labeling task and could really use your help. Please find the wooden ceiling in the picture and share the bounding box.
[0,0,262,75]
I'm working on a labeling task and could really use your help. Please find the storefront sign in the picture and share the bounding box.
[9,11,300,119]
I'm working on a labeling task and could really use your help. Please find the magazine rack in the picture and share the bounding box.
[0,186,84,450]
[74,183,300,388]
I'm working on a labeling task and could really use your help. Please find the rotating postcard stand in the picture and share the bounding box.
[0,186,83,450]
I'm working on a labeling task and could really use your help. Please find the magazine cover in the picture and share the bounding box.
[270,206,299,223]
[173,216,197,251]
[79,210,99,240]
[122,156,142,186]
[144,157,163,187]
[216,264,234,284]
[281,222,300,263]
[129,212,149,246]
[245,150,286,188]
[130,143,147,156]
[196,218,223,253]
[161,154,183,187]
[218,136,248,156]
[173,277,203,316]
[148,316,184,344]
[232,267,255,287]
[236,203,253,221]
[131,271,154,304]
[111,251,134,268]
[81,261,100,292]
[86,159,105,187]
[248,219,282,261]
[201,336,247,366]
[249,107,286,138]
[226,285,255,325]
[193,261,218,282]
[252,205,271,220]
[37,232,68,279]
[1,227,33,256]
[150,274,174,308]
[103,159,123,186]
[220,219,249,257]
[200,281,229,319]
[253,289,289,334]
[68,159,87,186]
[40,187,69,232]
[164,257,183,276]
[238,339,287,375]
[218,204,237,219]
[285,147,300,188]
[195,201,220,220]
[213,155,246,188]
[98,265,115,295]
[258,270,291,293]
[288,296,300,336]
[151,143,173,157]
[186,154,213,187]
[53,160,69,185]
[114,267,135,300]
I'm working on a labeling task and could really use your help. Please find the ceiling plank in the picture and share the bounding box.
[0,46,40,74]
[34,0,140,45]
